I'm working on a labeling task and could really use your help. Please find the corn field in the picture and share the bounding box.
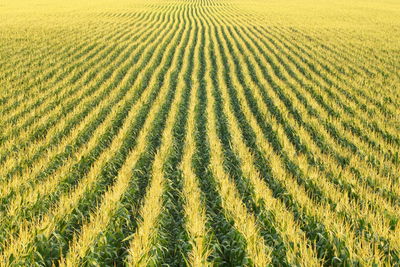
[1,0,399,265]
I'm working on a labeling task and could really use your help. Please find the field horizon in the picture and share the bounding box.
[1,0,399,265]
